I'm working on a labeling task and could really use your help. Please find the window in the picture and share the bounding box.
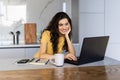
[0,0,26,27]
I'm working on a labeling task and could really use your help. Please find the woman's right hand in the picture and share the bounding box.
[64,53,77,61]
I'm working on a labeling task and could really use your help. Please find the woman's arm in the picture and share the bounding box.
[64,28,77,61]
[39,43,53,59]
[35,42,53,59]
[34,31,53,59]
[65,34,75,55]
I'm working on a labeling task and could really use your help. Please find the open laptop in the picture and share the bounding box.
[64,36,109,65]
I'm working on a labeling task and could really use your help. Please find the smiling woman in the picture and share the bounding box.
[34,12,77,61]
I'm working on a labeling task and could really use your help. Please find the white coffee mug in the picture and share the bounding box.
[50,53,64,67]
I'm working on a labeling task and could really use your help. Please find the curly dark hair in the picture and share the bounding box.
[44,12,72,54]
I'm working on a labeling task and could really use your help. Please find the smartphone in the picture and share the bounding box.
[17,59,30,64]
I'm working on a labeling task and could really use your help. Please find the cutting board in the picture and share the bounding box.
[24,23,37,44]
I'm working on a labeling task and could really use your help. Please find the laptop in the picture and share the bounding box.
[64,36,109,65]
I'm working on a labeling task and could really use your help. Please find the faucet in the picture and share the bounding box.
[16,31,20,44]
[10,31,15,45]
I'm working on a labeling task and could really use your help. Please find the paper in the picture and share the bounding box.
[29,58,49,65]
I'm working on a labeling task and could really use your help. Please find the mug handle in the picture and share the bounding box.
[50,58,56,66]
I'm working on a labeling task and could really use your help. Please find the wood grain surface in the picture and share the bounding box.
[24,23,37,44]
[0,65,120,80]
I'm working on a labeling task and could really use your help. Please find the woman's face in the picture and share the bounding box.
[58,18,71,35]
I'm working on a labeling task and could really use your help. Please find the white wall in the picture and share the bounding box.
[79,0,120,61]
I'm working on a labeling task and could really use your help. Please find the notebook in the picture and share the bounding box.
[65,36,109,65]
[29,58,49,65]
[17,58,49,65]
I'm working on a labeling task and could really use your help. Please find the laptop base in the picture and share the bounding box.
[64,59,79,65]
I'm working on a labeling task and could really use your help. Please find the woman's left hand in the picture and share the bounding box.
[65,53,77,61]
[65,27,71,36]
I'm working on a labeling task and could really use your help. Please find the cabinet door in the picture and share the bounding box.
[80,0,104,13]
[0,48,25,59]
[25,48,39,58]
[105,0,120,43]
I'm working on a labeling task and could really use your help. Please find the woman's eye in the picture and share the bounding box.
[59,24,63,27]
[65,23,68,26]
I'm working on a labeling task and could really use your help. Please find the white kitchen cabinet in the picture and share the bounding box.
[79,0,105,47]
[0,44,40,59]
[25,48,39,58]
[0,48,25,59]
[79,14,105,47]
[105,0,120,43]
[80,0,104,13]
[0,44,80,59]
[0,48,40,59]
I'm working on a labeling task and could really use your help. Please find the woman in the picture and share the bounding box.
[34,12,77,61]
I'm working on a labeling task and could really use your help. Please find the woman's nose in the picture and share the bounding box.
[62,25,66,29]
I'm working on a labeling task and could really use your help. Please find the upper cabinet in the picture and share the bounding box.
[79,0,105,46]
[105,0,120,43]
[80,0,104,13]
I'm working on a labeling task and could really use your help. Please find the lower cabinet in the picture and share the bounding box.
[0,48,25,59]
[25,48,39,58]
[0,47,39,59]
[0,44,79,59]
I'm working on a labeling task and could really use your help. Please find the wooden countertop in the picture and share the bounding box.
[0,65,120,80]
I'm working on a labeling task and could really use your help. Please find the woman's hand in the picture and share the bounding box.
[65,27,71,36]
[65,53,77,61]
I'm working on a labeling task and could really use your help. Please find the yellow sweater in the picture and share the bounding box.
[34,30,65,58]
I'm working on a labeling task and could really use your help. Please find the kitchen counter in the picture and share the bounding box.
[0,57,120,71]
[0,44,40,49]
[0,43,79,49]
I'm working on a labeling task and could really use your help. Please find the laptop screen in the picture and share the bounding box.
[64,36,109,65]
[79,36,109,64]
